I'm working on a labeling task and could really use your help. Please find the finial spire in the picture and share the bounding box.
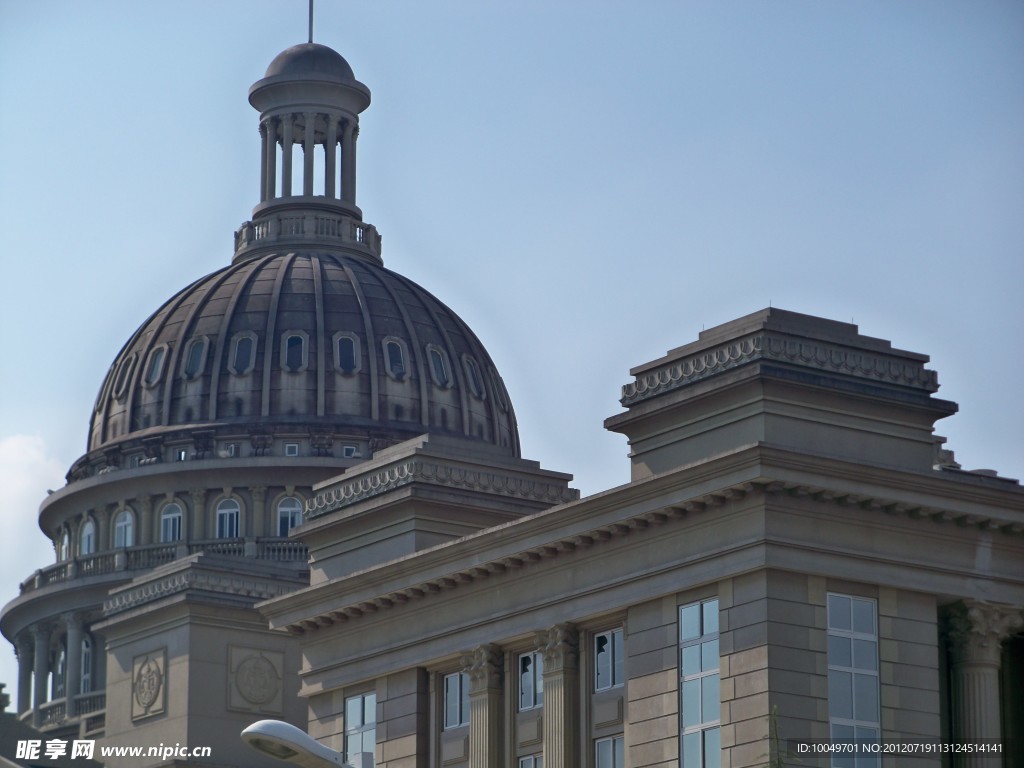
[308,0,314,43]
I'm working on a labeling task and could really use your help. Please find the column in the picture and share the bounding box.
[265,117,278,201]
[259,120,269,202]
[281,114,294,197]
[342,121,356,204]
[16,634,32,715]
[463,644,503,768]
[251,485,268,538]
[63,614,83,718]
[324,116,338,199]
[303,112,316,196]
[946,599,1023,767]
[32,624,51,726]
[537,624,579,768]
[137,494,152,546]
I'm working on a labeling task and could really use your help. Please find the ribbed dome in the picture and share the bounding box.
[86,251,519,462]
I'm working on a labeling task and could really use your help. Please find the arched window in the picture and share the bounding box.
[383,338,407,379]
[160,503,183,542]
[182,337,208,379]
[114,510,134,548]
[80,519,96,556]
[462,355,486,399]
[427,345,451,388]
[277,497,303,537]
[80,637,93,694]
[334,332,361,375]
[216,499,240,539]
[58,530,70,562]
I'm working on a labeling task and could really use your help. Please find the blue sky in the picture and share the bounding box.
[1,0,1022,697]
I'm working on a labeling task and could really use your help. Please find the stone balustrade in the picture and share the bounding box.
[234,210,381,261]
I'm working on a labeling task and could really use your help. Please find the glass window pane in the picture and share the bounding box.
[683,731,701,768]
[234,336,253,371]
[387,342,405,376]
[286,335,303,370]
[703,600,719,635]
[703,727,720,768]
[596,739,611,768]
[346,696,362,727]
[364,693,376,723]
[828,594,852,631]
[701,639,718,672]
[520,655,533,709]
[828,670,853,719]
[829,635,852,668]
[682,645,700,676]
[338,336,356,373]
[853,674,878,722]
[680,604,700,640]
[445,675,459,728]
[852,639,876,670]
[614,736,624,768]
[682,679,702,727]
[701,674,720,724]
[146,347,165,383]
[185,339,205,377]
[852,599,875,635]
[596,634,611,689]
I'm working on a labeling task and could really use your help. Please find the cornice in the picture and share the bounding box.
[620,331,938,406]
[305,457,579,519]
[268,452,1024,636]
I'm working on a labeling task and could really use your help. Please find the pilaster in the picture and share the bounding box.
[463,644,503,768]
[537,623,579,768]
[63,613,83,717]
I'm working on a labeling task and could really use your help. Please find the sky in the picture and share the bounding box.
[1,0,1022,702]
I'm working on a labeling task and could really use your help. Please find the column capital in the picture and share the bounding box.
[946,599,1023,666]
[251,485,268,503]
[536,623,579,674]
[462,644,502,693]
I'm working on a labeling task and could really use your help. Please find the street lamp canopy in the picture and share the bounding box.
[241,719,352,768]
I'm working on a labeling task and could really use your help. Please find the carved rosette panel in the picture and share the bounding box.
[131,650,166,720]
[228,647,284,714]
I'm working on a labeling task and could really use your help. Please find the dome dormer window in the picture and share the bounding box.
[230,333,257,376]
[334,332,361,375]
[462,355,486,400]
[427,345,452,388]
[281,331,309,372]
[112,354,137,400]
[383,338,408,380]
[182,337,209,379]
[144,346,167,387]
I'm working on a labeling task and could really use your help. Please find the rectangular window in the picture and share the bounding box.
[285,442,300,457]
[595,628,624,691]
[596,735,625,768]
[680,598,719,768]
[518,755,543,768]
[345,692,377,768]
[443,672,470,729]
[519,651,544,711]
[827,594,880,768]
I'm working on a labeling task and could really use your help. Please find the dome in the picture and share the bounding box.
[81,251,519,475]
[264,43,356,81]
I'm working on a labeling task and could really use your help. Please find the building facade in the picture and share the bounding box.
[3,34,1023,768]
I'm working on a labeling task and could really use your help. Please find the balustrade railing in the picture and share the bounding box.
[20,539,308,594]
[234,210,381,260]
[38,699,66,726]
[75,691,106,715]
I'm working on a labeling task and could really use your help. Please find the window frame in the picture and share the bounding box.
[344,691,377,767]
[827,593,881,767]
[382,337,409,380]
[442,671,470,730]
[277,496,303,537]
[462,354,486,399]
[334,332,362,375]
[215,498,240,539]
[280,330,309,373]
[426,344,452,388]
[160,502,183,543]
[229,332,258,376]
[679,597,720,768]
[596,735,625,768]
[80,518,96,556]
[114,510,134,548]
[518,650,544,711]
[112,353,137,400]
[143,345,167,388]
[594,627,625,692]
[181,336,209,380]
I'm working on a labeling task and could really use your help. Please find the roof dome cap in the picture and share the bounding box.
[265,42,356,81]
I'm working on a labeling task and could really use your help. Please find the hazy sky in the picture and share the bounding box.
[1,0,1022,702]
